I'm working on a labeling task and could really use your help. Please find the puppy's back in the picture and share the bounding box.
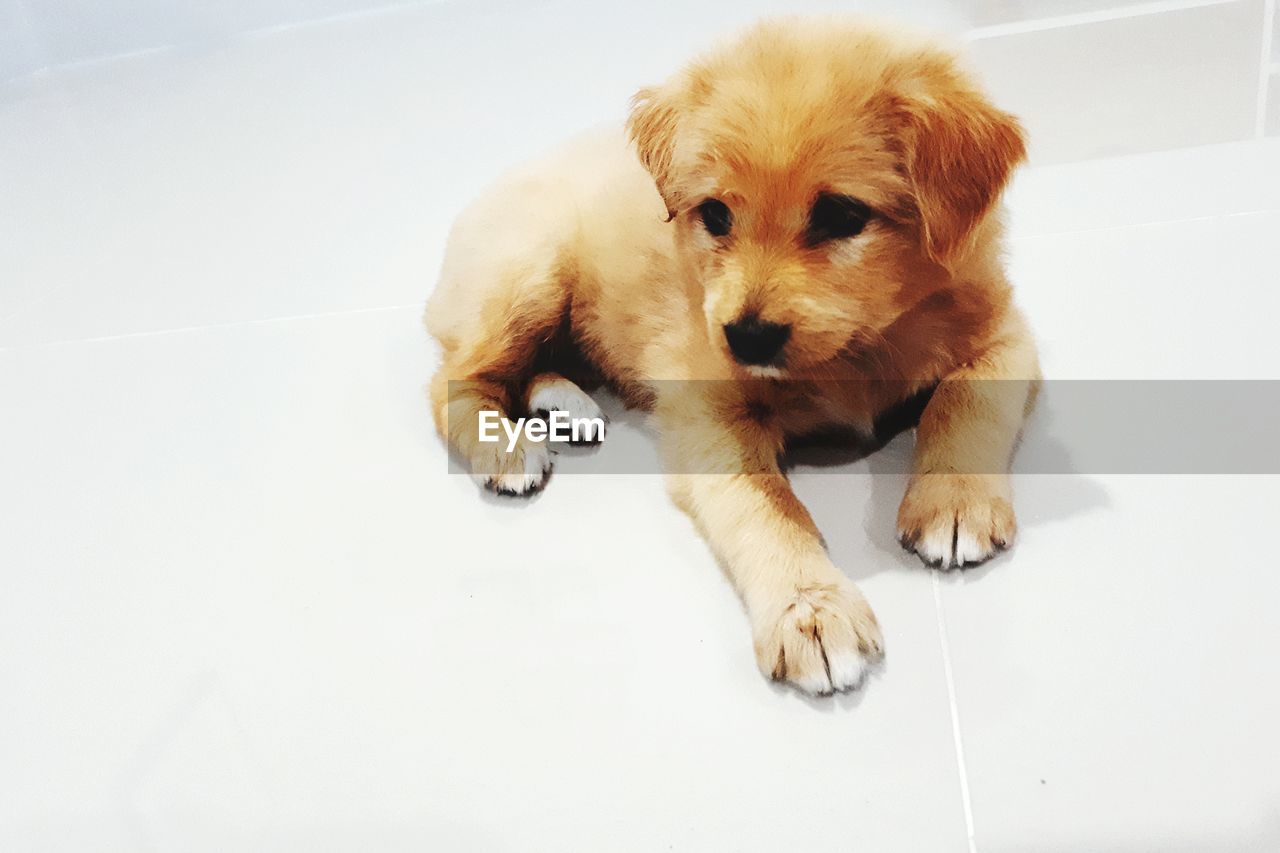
[426,126,668,354]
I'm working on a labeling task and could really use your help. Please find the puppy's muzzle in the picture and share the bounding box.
[724,317,791,366]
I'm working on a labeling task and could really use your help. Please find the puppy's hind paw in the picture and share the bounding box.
[472,439,552,497]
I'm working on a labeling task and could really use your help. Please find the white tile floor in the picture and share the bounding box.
[3,2,1279,851]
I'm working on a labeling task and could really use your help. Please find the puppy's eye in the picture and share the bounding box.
[806,193,872,246]
[696,198,733,237]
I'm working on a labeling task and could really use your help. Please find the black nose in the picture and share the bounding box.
[723,318,791,365]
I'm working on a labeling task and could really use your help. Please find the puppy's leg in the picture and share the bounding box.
[428,268,569,496]
[659,389,883,695]
[897,311,1039,568]
[431,370,552,496]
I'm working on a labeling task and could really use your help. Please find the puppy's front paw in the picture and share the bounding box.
[754,582,883,696]
[897,474,1015,569]
[527,374,607,446]
[471,436,552,497]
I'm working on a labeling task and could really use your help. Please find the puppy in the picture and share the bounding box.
[426,17,1038,695]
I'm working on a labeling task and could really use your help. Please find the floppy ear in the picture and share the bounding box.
[627,85,682,217]
[898,77,1026,266]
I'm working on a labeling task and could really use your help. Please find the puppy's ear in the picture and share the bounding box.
[627,85,681,216]
[897,73,1026,266]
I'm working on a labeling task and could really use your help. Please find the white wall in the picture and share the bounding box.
[966,0,1273,160]
[1,0,1276,149]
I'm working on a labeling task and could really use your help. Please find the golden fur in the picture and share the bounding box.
[425,17,1039,695]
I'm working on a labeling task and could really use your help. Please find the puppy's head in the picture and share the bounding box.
[627,18,1025,376]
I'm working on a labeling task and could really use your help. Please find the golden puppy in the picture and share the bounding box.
[426,17,1038,695]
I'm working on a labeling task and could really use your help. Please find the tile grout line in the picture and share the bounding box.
[8,205,1274,346]
[0,0,456,86]
[238,0,450,41]
[932,573,978,853]
[10,302,428,351]
[1010,207,1279,241]
[1259,0,1277,138]
[964,0,1238,40]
